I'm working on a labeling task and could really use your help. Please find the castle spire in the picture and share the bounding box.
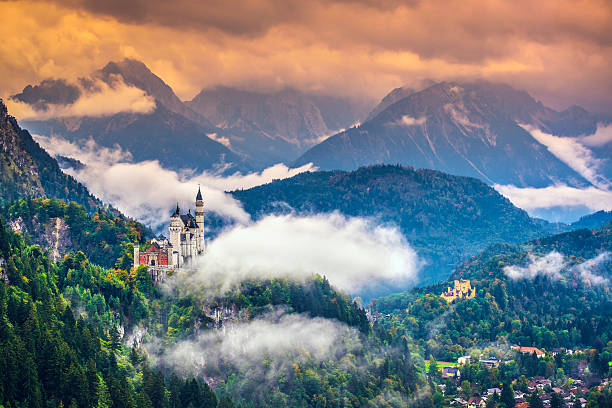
[172,202,180,216]
[196,185,203,201]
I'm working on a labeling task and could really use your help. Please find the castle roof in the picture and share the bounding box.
[171,203,180,217]
[180,212,198,228]
[196,186,202,201]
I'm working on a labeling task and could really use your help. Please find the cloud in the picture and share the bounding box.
[397,115,427,126]
[494,184,612,213]
[206,132,231,148]
[573,252,610,286]
[504,251,611,286]
[151,311,352,377]
[173,212,422,295]
[503,251,566,281]
[520,124,610,189]
[0,1,611,113]
[33,135,314,228]
[580,123,612,147]
[6,78,155,120]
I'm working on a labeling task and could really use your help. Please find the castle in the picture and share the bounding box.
[441,279,476,303]
[133,187,205,281]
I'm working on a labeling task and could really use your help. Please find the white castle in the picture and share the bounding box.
[133,187,205,280]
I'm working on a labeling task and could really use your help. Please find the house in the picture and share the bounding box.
[442,366,461,378]
[515,346,545,358]
[486,388,502,396]
[552,348,566,356]
[479,357,500,367]
[467,396,485,408]
[458,355,471,365]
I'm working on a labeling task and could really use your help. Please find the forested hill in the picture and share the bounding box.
[0,99,99,212]
[370,221,612,362]
[232,165,557,283]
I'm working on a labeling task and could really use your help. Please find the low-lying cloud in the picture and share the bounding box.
[494,184,612,214]
[34,135,314,228]
[175,212,422,295]
[397,115,427,126]
[574,252,610,286]
[580,123,612,147]
[7,78,155,120]
[152,311,351,377]
[520,124,610,189]
[504,251,566,281]
[504,251,610,286]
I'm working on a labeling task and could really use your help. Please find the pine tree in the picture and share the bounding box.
[501,381,515,408]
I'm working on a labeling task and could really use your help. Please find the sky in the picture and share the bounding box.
[1,0,611,112]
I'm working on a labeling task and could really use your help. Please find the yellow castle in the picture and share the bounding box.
[441,279,476,303]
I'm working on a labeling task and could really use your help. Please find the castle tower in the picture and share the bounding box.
[195,186,205,253]
[169,203,182,267]
[133,245,140,268]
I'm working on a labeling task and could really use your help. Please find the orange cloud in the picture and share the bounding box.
[0,0,610,113]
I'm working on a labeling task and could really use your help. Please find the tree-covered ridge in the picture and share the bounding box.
[370,222,612,362]
[218,276,370,333]
[0,99,100,212]
[0,215,435,407]
[0,216,220,408]
[232,164,556,282]
[2,197,148,268]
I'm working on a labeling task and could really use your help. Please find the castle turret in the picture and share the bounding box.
[169,203,182,266]
[195,186,205,253]
[133,245,140,268]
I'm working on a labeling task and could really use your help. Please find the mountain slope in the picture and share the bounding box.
[24,103,246,173]
[0,99,98,210]
[371,222,612,362]
[186,87,363,166]
[295,82,599,187]
[231,165,559,284]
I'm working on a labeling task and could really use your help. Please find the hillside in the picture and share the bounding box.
[295,81,606,187]
[0,99,99,211]
[0,215,428,408]
[371,221,612,361]
[232,165,557,283]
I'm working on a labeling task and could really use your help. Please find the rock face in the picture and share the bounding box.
[9,216,73,262]
[0,99,98,210]
[187,87,364,167]
[295,81,611,187]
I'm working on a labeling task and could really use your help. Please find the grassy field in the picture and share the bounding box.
[424,360,459,368]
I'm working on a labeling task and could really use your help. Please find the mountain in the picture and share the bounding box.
[231,165,560,284]
[13,59,249,173]
[186,87,364,166]
[24,103,247,173]
[0,99,99,211]
[98,59,216,128]
[570,210,612,230]
[295,81,607,188]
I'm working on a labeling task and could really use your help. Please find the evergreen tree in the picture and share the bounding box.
[501,381,515,408]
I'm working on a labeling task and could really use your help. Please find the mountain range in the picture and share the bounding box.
[295,81,612,188]
[13,59,363,171]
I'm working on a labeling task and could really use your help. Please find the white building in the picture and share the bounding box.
[134,187,205,277]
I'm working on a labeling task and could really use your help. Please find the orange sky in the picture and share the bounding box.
[1,0,611,112]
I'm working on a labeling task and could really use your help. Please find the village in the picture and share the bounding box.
[430,345,610,408]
